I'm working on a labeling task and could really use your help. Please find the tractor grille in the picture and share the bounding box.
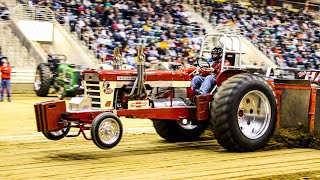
[84,73,101,108]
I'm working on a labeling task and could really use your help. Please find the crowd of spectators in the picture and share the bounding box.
[28,0,206,68]
[190,0,320,69]
[26,0,320,70]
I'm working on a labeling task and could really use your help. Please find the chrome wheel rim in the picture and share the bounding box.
[34,70,41,91]
[238,90,271,139]
[177,119,197,130]
[98,118,121,144]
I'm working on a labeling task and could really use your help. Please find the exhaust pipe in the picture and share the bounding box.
[136,46,147,98]
[113,47,122,69]
[126,46,147,99]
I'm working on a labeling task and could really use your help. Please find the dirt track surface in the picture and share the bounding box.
[1,95,320,180]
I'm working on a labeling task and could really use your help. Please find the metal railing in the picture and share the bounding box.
[215,25,242,35]
[10,3,54,22]
[8,4,48,64]
[0,0,18,9]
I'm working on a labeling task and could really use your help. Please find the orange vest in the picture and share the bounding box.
[0,65,11,79]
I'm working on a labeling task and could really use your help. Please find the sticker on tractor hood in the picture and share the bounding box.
[117,76,136,81]
[104,88,113,94]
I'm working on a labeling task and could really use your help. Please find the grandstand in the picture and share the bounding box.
[60,0,206,67]
[190,0,320,69]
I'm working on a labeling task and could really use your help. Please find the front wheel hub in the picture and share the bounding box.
[98,118,121,145]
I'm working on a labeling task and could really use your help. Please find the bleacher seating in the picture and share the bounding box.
[190,0,320,70]
[39,0,206,67]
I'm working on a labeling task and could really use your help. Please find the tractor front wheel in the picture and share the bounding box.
[91,113,123,149]
[34,63,51,97]
[211,73,277,152]
[152,119,208,142]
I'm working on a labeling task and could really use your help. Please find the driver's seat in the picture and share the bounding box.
[225,53,235,66]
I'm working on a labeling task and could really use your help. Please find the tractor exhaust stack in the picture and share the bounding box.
[113,47,122,69]
[136,46,147,98]
[126,46,147,99]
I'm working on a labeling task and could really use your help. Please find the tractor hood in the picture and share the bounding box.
[82,69,192,81]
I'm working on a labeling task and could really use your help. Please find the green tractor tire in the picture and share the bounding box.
[34,63,51,97]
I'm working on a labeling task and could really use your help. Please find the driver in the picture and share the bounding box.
[191,46,231,95]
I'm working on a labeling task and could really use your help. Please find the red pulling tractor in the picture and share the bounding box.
[34,34,320,152]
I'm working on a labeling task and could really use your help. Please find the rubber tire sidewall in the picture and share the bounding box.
[91,113,123,149]
[230,80,276,150]
[212,74,277,152]
[35,63,51,97]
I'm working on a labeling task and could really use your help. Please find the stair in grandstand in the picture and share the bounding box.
[183,3,278,68]
[0,22,36,70]
[0,21,35,88]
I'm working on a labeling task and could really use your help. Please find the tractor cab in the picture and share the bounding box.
[48,54,66,64]
[47,54,66,75]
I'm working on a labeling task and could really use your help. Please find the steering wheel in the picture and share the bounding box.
[196,57,211,72]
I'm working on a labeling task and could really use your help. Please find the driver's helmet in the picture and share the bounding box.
[211,46,223,61]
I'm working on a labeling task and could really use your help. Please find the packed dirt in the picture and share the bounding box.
[1,95,320,179]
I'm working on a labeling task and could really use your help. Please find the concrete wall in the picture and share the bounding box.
[11,83,34,94]
[9,21,47,65]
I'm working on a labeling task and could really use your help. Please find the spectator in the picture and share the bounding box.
[0,59,11,102]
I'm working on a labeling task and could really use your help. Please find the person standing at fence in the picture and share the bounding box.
[0,59,11,102]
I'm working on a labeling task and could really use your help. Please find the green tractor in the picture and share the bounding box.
[34,54,84,99]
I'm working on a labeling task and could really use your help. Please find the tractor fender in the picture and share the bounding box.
[215,69,249,86]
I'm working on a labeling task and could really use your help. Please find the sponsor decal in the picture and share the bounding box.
[128,100,149,109]
[104,88,113,94]
[297,71,307,78]
[296,71,320,83]
[117,76,136,81]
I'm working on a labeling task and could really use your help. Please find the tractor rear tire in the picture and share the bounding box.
[34,63,51,97]
[211,73,277,152]
[152,119,208,142]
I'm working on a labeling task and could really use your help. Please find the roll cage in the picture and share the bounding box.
[198,33,244,72]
